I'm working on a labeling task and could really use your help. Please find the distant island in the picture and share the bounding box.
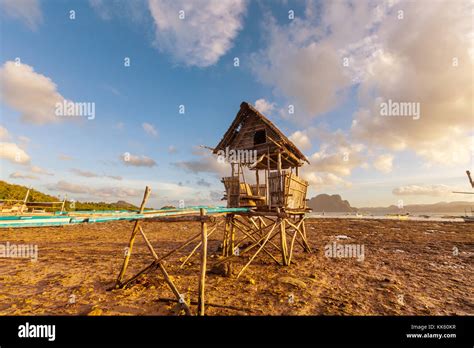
[0,180,139,211]
[307,193,472,214]
[307,194,356,213]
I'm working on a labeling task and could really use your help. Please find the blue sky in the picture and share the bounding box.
[0,0,472,208]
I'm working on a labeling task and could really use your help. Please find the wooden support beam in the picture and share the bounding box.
[198,209,207,316]
[157,262,192,315]
[214,220,279,266]
[256,170,260,196]
[229,214,235,257]
[287,229,298,265]
[236,222,279,278]
[286,218,312,253]
[115,186,151,288]
[231,218,281,265]
[147,215,215,223]
[280,218,288,266]
[180,223,219,268]
[139,225,159,260]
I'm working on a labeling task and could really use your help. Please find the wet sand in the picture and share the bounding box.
[0,218,472,315]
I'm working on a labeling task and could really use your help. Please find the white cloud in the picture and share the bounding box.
[373,154,393,174]
[142,122,158,137]
[254,98,275,115]
[289,130,311,151]
[58,154,73,161]
[9,172,38,180]
[0,0,43,30]
[252,1,472,168]
[70,168,100,178]
[299,129,365,189]
[47,180,142,198]
[148,0,247,67]
[0,61,69,124]
[392,184,459,197]
[173,146,229,177]
[0,142,30,164]
[69,168,122,180]
[251,11,353,121]
[302,172,352,190]
[348,1,473,166]
[30,165,54,176]
[0,125,10,140]
[120,153,157,167]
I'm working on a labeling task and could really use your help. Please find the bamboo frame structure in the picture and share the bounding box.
[216,212,311,277]
[112,188,218,316]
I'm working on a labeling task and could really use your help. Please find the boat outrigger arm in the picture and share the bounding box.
[452,170,474,194]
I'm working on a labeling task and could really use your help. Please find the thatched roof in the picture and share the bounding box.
[213,102,309,167]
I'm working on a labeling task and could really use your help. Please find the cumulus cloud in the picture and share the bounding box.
[252,13,352,121]
[196,178,211,187]
[30,165,54,176]
[392,184,459,197]
[0,142,30,164]
[173,147,229,177]
[47,180,142,198]
[373,154,393,174]
[105,175,123,181]
[142,122,158,137]
[253,1,472,167]
[303,172,352,190]
[120,153,157,167]
[289,130,311,151]
[0,61,68,124]
[69,168,122,180]
[148,0,247,67]
[254,98,275,115]
[9,172,38,180]
[0,0,43,30]
[58,154,74,161]
[70,168,100,178]
[0,126,10,140]
[299,129,365,189]
[348,1,473,166]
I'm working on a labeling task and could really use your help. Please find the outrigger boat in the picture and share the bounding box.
[0,206,251,228]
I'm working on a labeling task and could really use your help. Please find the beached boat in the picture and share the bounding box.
[0,206,251,228]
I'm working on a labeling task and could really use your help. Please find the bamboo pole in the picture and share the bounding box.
[222,215,230,256]
[286,218,311,252]
[228,214,235,256]
[280,218,288,266]
[287,229,298,265]
[139,225,159,260]
[236,222,279,278]
[115,186,151,288]
[60,194,67,213]
[231,218,281,264]
[198,208,208,316]
[214,220,278,266]
[180,223,218,268]
[256,170,260,196]
[157,262,192,315]
[300,218,311,252]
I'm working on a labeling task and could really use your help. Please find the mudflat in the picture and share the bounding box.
[0,218,472,315]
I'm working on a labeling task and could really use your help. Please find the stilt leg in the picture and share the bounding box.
[280,219,288,266]
[198,209,207,316]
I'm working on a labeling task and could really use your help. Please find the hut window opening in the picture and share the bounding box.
[254,129,266,145]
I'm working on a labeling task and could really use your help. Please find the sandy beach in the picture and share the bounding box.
[0,218,472,316]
